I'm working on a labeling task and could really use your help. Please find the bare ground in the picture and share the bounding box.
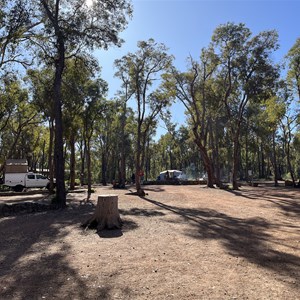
[0,184,299,299]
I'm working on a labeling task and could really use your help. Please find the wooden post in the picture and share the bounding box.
[82,194,122,231]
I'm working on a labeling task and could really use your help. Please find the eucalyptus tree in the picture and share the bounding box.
[293,133,300,180]
[280,114,298,186]
[111,100,135,186]
[0,0,37,73]
[176,126,197,172]
[26,67,56,190]
[30,126,50,172]
[62,56,101,190]
[114,59,135,187]
[0,79,41,168]
[166,49,220,187]
[0,0,40,168]
[156,132,177,170]
[157,118,191,173]
[159,113,181,171]
[211,22,280,189]
[263,94,286,185]
[286,38,300,101]
[286,38,300,183]
[94,101,119,185]
[0,1,44,173]
[243,102,276,181]
[81,78,108,195]
[2,0,132,206]
[277,82,299,186]
[114,39,174,195]
[0,76,20,139]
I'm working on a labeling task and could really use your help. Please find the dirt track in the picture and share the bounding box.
[0,184,299,299]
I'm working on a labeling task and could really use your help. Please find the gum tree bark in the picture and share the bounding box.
[82,195,122,231]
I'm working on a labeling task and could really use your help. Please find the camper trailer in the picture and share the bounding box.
[157,170,186,181]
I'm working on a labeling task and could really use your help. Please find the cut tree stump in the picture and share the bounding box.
[82,194,122,231]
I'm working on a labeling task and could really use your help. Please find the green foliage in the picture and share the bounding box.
[0,0,35,72]
[114,38,175,188]
[0,16,299,189]
[0,78,45,165]
[286,38,300,99]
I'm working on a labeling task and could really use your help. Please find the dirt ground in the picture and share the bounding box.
[0,184,299,299]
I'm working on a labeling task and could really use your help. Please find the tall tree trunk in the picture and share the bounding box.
[140,130,148,174]
[261,142,265,179]
[272,130,279,187]
[48,119,55,192]
[145,136,150,182]
[41,139,46,174]
[53,57,66,206]
[232,137,240,190]
[256,136,262,179]
[209,118,221,187]
[79,140,85,186]
[135,122,144,195]
[86,137,92,193]
[169,150,173,170]
[231,118,242,189]
[119,102,127,188]
[193,132,215,188]
[42,0,67,206]
[245,126,249,182]
[69,132,76,190]
[286,135,296,187]
[101,152,107,186]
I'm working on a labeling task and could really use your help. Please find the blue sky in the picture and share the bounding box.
[96,0,300,136]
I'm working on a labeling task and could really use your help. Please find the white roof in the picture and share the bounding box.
[160,170,182,174]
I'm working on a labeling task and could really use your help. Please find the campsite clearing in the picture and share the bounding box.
[0,184,299,299]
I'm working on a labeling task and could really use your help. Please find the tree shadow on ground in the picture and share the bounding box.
[0,206,133,299]
[224,186,300,218]
[143,186,166,192]
[97,228,123,238]
[141,196,300,287]
[124,186,166,196]
[119,207,165,217]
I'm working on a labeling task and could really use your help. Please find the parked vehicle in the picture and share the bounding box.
[1,159,52,192]
[4,172,51,192]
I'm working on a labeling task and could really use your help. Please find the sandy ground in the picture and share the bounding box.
[0,184,299,299]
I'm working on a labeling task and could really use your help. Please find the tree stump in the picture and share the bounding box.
[82,194,122,231]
